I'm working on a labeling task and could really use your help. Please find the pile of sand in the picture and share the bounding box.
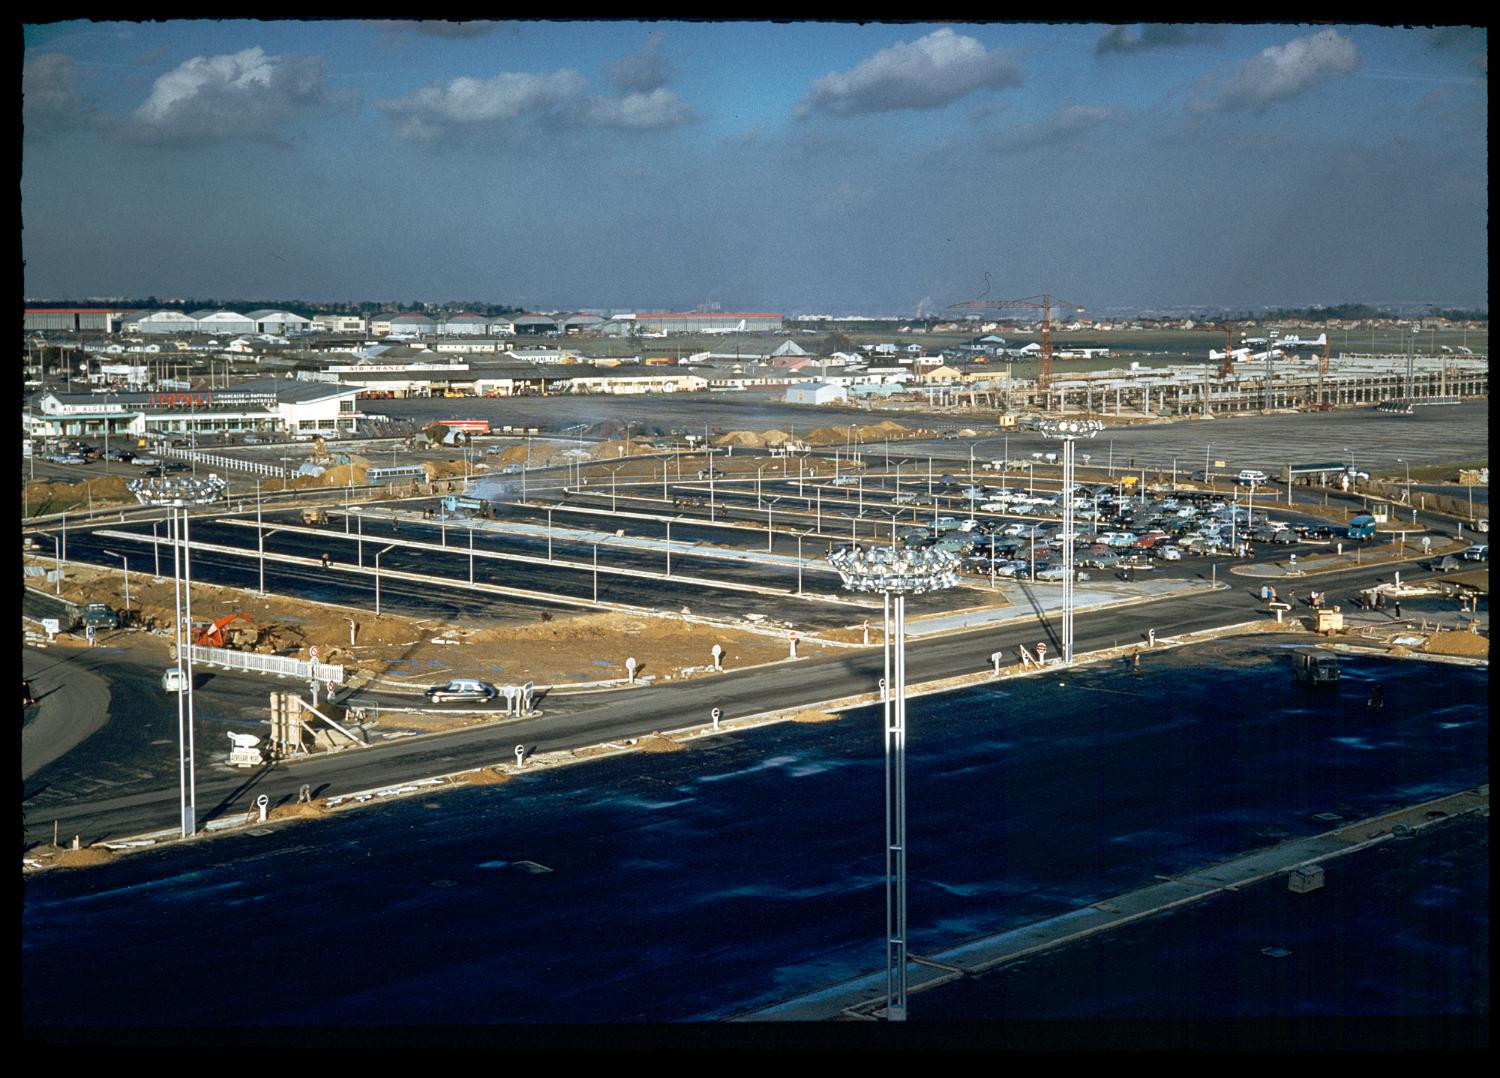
[715,430,767,448]
[461,769,512,786]
[590,437,658,459]
[268,802,327,820]
[635,733,684,753]
[54,846,116,868]
[1421,630,1489,657]
[791,709,841,724]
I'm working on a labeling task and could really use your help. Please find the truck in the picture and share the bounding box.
[1344,514,1377,541]
[301,508,329,526]
[79,603,120,630]
[1292,650,1340,684]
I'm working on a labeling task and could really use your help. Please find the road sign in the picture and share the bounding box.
[788,631,799,641]
[41,618,59,638]
[711,707,722,729]
[309,645,320,661]
[1036,642,1047,660]
[514,744,526,767]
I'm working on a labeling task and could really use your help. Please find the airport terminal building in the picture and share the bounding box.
[24,379,365,441]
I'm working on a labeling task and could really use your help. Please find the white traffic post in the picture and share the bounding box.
[711,644,723,671]
[1147,628,1156,648]
[711,707,722,730]
[514,744,526,768]
[625,657,637,684]
[991,650,1003,676]
[256,794,269,823]
[1035,641,1047,665]
[788,631,799,659]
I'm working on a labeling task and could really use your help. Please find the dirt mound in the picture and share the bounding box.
[591,437,657,459]
[461,768,512,786]
[55,846,116,868]
[268,802,327,820]
[635,734,684,753]
[1422,630,1489,657]
[791,709,841,723]
[25,474,136,514]
[715,430,766,448]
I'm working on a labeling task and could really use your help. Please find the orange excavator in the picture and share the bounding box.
[194,612,256,649]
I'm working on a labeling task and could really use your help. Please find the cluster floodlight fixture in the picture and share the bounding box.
[828,544,961,595]
[130,473,228,506]
[1034,418,1104,440]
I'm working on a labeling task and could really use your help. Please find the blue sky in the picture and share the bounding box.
[21,20,1489,314]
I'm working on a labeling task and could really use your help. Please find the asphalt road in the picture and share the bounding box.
[20,552,1447,848]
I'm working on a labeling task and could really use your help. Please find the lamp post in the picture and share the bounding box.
[103,549,130,612]
[1396,458,1411,504]
[128,473,227,841]
[828,543,960,1022]
[608,464,625,513]
[1035,418,1102,665]
[374,543,397,616]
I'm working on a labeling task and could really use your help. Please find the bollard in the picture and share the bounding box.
[256,794,269,823]
[878,677,887,700]
[72,835,80,851]
[514,744,526,768]
[862,620,870,645]
[711,707,722,730]
[1147,628,1156,648]
[625,657,637,684]
[711,644,723,671]
[788,631,799,659]
[990,651,1003,676]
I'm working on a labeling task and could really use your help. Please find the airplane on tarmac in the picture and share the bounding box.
[1271,333,1327,349]
[701,319,747,335]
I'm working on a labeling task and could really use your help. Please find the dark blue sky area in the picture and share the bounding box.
[22,21,1489,313]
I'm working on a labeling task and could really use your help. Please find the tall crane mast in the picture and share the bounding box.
[1219,322,1236,378]
[947,289,1084,392]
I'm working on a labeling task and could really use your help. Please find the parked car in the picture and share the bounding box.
[104,448,134,462]
[162,667,187,693]
[696,468,724,480]
[130,455,160,466]
[423,678,498,704]
[1157,545,1183,561]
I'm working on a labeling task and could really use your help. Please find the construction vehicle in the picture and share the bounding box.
[309,435,332,465]
[301,508,329,526]
[193,612,258,649]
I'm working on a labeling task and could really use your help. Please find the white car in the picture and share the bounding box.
[1463,544,1488,560]
[1157,545,1183,561]
[162,668,186,693]
[830,475,859,487]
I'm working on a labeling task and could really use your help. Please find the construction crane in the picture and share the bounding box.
[948,281,1084,391]
[1219,322,1237,378]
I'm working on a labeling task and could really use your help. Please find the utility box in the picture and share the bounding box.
[1289,864,1325,894]
[1315,608,1344,634]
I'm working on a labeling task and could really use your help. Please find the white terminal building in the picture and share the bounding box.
[24,378,365,441]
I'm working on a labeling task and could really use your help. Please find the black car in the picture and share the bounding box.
[104,448,135,462]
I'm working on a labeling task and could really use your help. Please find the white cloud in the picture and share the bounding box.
[129,47,328,143]
[377,70,587,139]
[582,88,701,130]
[24,53,91,136]
[612,36,671,94]
[1189,29,1361,114]
[797,28,1022,117]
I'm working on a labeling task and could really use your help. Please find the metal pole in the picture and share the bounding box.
[182,508,197,837]
[666,519,672,577]
[469,527,474,585]
[122,556,130,612]
[889,590,908,1022]
[358,513,364,567]
[1062,437,1075,663]
[593,543,599,602]
[153,520,161,579]
[547,508,553,562]
[375,551,382,616]
[881,588,893,1017]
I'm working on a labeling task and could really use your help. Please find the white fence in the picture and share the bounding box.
[159,445,293,479]
[187,644,344,684]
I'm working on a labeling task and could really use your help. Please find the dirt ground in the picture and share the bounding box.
[1421,629,1490,658]
[28,559,840,688]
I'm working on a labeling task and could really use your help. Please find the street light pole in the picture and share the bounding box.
[828,544,959,1023]
[374,543,397,616]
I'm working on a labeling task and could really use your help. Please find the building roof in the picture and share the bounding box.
[25,307,120,314]
[636,312,782,319]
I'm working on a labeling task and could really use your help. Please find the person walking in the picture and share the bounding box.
[23,678,34,707]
